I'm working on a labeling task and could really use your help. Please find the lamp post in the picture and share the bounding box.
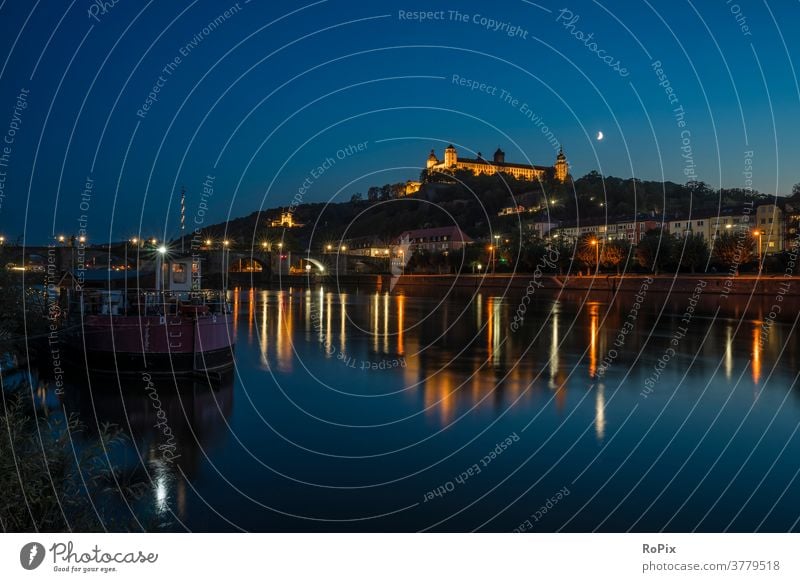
[156,245,167,291]
[492,234,500,273]
[754,230,763,274]
[222,240,230,290]
[400,250,405,275]
[591,239,599,274]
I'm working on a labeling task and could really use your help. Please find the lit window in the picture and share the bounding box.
[172,263,186,283]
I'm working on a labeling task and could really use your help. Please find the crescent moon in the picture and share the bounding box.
[597,131,604,141]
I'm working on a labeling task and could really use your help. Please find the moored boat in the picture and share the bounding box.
[62,254,235,376]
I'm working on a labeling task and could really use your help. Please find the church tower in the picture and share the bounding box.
[555,147,568,182]
[444,144,457,167]
[493,147,505,164]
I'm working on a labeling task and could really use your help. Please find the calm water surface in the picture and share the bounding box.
[33,286,800,531]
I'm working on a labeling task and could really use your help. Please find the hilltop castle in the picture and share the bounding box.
[426,144,568,182]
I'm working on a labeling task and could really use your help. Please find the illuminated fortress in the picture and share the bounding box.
[426,144,568,182]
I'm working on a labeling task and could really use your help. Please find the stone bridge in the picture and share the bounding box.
[1,243,396,287]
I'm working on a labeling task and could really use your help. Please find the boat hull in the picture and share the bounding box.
[65,313,235,375]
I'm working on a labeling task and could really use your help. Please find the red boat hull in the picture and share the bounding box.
[69,313,235,375]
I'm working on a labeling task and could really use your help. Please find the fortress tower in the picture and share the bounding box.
[426,149,439,170]
[444,144,457,167]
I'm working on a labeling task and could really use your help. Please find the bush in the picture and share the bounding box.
[0,392,146,532]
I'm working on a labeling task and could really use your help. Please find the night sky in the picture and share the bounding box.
[0,0,798,244]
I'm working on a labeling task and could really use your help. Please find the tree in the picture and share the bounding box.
[575,235,601,272]
[350,192,363,203]
[675,233,709,273]
[601,240,630,273]
[712,231,755,273]
[636,229,675,274]
[792,182,800,197]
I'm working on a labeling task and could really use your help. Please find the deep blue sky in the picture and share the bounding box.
[0,0,798,244]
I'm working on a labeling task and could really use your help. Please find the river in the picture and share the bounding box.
[21,285,800,531]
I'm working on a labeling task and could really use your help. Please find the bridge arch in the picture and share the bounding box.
[303,257,327,273]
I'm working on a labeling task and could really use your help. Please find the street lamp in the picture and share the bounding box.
[57,235,65,244]
[754,230,763,273]
[399,249,405,275]
[590,239,599,273]
[341,245,347,252]
[493,235,500,272]
[123,238,139,309]
[326,244,332,253]
[154,245,168,291]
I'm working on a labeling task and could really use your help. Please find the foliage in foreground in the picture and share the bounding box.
[0,392,146,532]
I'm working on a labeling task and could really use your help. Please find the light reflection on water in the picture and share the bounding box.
[23,285,800,531]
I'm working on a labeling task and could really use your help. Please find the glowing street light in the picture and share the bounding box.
[590,238,599,272]
[205,239,212,246]
[78,235,86,244]
[57,235,65,243]
[222,240,230,247]
[754,230,763,273]
[326,244,332,252]
[341,245,347,252]
[157,245,167,255]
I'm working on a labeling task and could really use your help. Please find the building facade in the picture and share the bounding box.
[426,145,568,183]
[393,226,473,253]
[551,216,662,244]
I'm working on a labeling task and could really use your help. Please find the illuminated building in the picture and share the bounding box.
[426,144,569,182]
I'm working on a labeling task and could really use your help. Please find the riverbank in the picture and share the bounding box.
[391,273,800,322]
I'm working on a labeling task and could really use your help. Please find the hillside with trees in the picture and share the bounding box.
[189,170,795,275]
